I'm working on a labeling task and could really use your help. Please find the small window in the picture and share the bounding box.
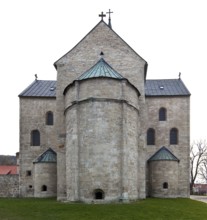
[26,170,32,176]
[29,185,33,189]
[46,111,53,125]
[41,185,47,192]
[94,189,104,200]
[31,130,40,146]
[147,128,155,145]
[170,128,178,145]
[159,108,166,121]
[163,182,168,189]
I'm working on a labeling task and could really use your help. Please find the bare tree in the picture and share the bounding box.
[190,140,207,194]
[199,157,207,183]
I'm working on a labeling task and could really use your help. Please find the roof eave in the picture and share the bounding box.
[19,95,56,99]
[63,77,141,97]
[53,20,105,69]
[145,94,191,97]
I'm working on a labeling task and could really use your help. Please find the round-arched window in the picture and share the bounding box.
[163,182,168,189]
[41,185,47,192]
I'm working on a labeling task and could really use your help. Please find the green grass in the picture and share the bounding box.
[0,198,207,220]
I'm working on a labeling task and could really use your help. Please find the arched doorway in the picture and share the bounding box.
[94,189,104,200]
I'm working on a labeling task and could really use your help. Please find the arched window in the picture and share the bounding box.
[41,185,47,192]
[94,189,104,200]
[31,130,40,146]
[159,107,166,121]
[147,128,155,145]
[163,182,168,189]
[170,128,178,145]
[46,111,53,125]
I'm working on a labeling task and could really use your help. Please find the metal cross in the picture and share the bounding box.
[106,9,113,19]
[106,9,113,29]
[99,12,106,21]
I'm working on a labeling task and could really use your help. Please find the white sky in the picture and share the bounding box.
[0,0,206,155]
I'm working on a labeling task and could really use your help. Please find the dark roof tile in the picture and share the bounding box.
[19,80,56,97]
[145,79,190,96]
[19,78,190,98]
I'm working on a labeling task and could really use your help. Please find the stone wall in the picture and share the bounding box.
[148,161,179,197]
[55,22,147,201]
[145,96,190,197]
[0,175,19,197]
[19,97,56,197]
[34,163,57,197]
[18,19,190,202]
[63,75,141,202]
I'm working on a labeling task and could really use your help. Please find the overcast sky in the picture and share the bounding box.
[0,0,206,155]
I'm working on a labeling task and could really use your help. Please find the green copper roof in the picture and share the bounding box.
[77,58,124,80]
[148,146,179,162]
[34,148,57,163]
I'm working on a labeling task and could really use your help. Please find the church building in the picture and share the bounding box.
[19,12,190,202]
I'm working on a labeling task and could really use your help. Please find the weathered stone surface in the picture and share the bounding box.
[19,97,56,197]
[148,161,179,197]
[34,163,57,197]
[145,96,190,197]
[0,175,19,197]
[17,20,190,202]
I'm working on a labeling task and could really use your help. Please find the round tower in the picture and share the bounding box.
[33,148,57,198]
[63,58,141,203]
[148,147,179,198]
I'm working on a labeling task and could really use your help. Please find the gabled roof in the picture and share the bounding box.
[33,148,57,163]
[54,20,147,76]
[148,146,179,162]
[77,58,124,80]
[19,80,56,98]
[145,79,190,97]
[0,165,18,175]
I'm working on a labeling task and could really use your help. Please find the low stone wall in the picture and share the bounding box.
[0,175,19,197]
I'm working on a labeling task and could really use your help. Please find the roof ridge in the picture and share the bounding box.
[54,20,106,68]
[53,20,147,72]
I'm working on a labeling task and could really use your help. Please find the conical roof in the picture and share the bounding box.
[34,148,57,163]
[148,146,179,162]
[77,58,124,80]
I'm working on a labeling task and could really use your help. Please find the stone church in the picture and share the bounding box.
[19,12,190,202]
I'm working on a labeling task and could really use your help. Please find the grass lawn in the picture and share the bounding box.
[0,198,207,220]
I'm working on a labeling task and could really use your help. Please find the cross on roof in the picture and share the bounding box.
[106,9,113,29]
[99,12,106,21]
[106,9,113,18]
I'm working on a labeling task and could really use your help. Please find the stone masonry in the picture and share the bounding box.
[18,18,190,202]
[0,175,19,197]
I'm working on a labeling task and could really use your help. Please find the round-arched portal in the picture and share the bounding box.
[94,189,105,200]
